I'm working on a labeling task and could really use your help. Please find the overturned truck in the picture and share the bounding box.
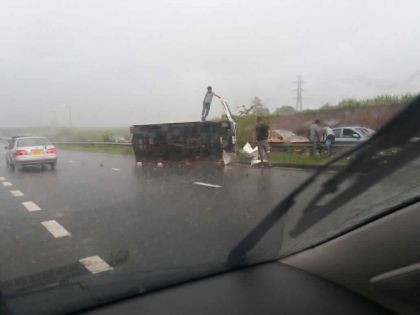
[130,120,236,163]
[131,99,236,164]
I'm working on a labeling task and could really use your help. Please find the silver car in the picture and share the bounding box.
[332,126,376,143]
[5,136,58,171]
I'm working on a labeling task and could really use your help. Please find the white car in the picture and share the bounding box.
[5,136,58,171]
[332,126,376,143]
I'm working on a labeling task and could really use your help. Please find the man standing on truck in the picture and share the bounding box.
[256,116,271,166]
[201,86,220,121]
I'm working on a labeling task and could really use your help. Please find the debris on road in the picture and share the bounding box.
[241,142,269,167]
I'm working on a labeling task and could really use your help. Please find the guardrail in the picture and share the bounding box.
[53,141,131,147]
[54,141,357,154]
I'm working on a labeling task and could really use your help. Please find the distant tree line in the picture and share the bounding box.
[237,96,296,117]
[237,93,417,118]
[320,94,417,110]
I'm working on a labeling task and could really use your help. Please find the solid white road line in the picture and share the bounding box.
[2,182,12,187]
[193,181,222,188]
[0,177,6,181]
[22,201,42,212]
[79,256,113,274]
[41,220,71,238]
[10,190,24,197]
[111,167,120,171]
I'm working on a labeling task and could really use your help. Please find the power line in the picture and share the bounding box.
[294,75,304,111]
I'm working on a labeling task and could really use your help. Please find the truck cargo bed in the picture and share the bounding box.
[130,121,236,162]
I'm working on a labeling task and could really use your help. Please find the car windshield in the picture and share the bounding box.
[279,130,296,138]
[271,130,295,138]
[17,138,50,147]
[1,1,419,315]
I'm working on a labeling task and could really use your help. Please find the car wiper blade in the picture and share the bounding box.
[289,141,420,238]
[0,262,88,299]
[227,95,420,267]
[0,250,129,299]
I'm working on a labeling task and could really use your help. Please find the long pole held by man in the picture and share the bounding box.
[201,86,220,121]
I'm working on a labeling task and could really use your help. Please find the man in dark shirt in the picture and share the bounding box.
[307,119,322,156]
[255,116,271,166]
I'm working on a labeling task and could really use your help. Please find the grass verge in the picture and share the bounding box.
[57,145,341,167]
[269,152,330,165]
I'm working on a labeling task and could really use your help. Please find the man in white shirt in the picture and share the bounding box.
[322,125,335,155]
[201,86,220,121]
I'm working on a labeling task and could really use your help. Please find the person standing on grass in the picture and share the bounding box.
[322,125,335,156]
[201,86,220,121]
[307,119,322,156]
[256,116,271,166]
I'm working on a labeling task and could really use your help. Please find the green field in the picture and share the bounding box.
[56,144,133,155]
[0,126,131,142]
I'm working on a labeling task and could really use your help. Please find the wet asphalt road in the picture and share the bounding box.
[0,147,311,314]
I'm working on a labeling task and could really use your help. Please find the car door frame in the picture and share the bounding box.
[333,128,343,142]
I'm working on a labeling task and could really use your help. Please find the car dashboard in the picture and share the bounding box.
[77,262,392,315]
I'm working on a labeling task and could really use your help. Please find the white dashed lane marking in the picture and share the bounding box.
[79,256,113,274]
[10,190,24,197]
[67,160,76,164]
[2,182,12,187]
[193,181,222,188]
[0,177,6,181]
[111,167,120,171]
[41,220,71,238]
[22,201,42,212]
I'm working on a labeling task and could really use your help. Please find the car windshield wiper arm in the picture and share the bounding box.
[290,141,420,238]
[227,96,420,267]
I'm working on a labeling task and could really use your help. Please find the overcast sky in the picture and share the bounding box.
[0,0,419,127]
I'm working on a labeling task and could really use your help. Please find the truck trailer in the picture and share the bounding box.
[130,120,236,163]
[130,99,236,164]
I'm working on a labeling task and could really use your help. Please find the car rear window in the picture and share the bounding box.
[356,128,369,136]
[17,138,51,147]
